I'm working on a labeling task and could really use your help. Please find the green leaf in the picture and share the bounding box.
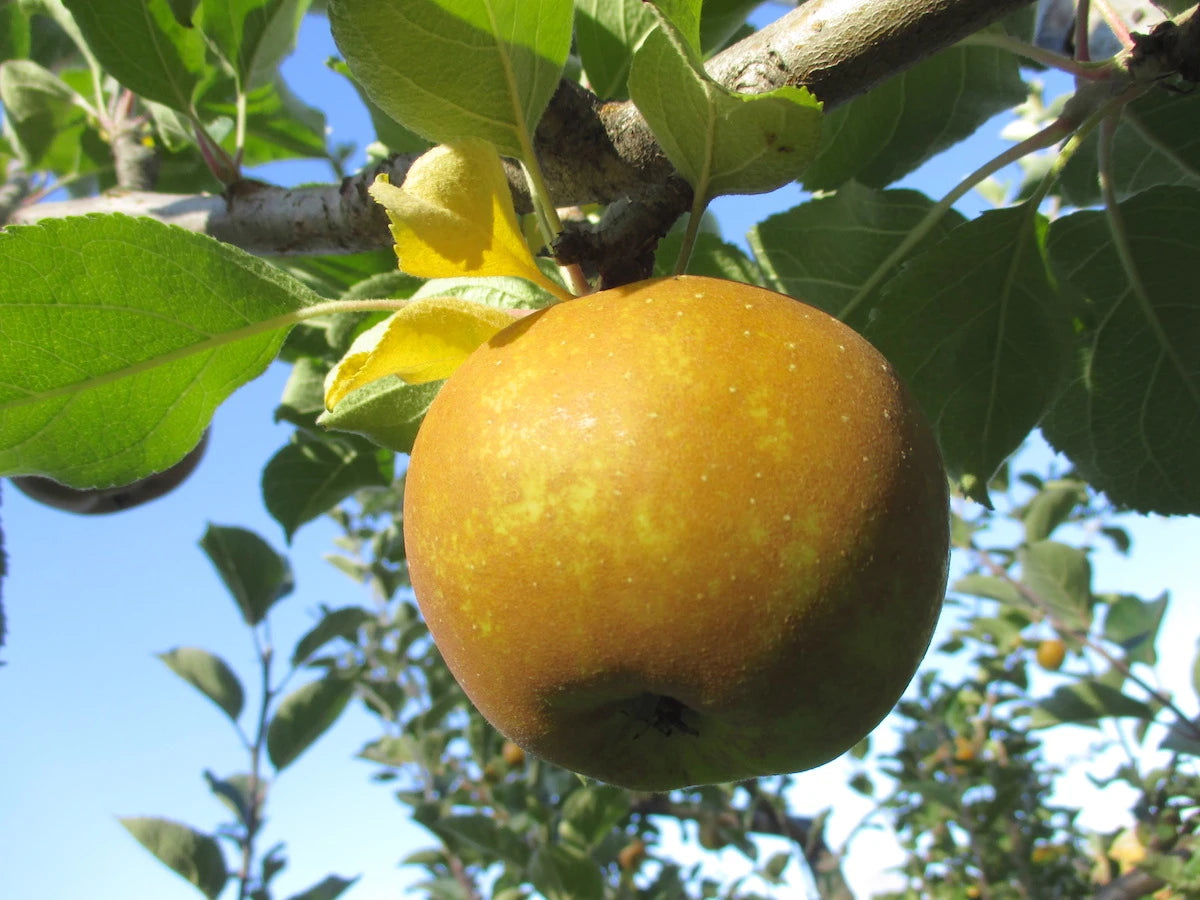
[63,0,208,111]
[431,815,533,867]
[801,38,1026,190]
[203,770,257,824]
[647,0,701,52]
[167,0,199,27]
[1021,480,1085,543]
[284,874,359,900]
[199,525,294,626]
[952,574,1023,606]
[748,183,966,319]
[157,646,245,722]
[628,18,821,200]
[528,844,605,900]
[326,58,431,154]
[1060,88,1200,208]
[1043,186,1200,515]
[196,0,310,91]
[1161,717,1200,757]
[292,606,372,665]
[328,0,574,158]
[558,785,631,851]
[0,215,318,488]
[1104,592,1168,667]
[699,0,759,55]
[573,0,657,100]
[0,59,91,170]
[317,377,442,454]
[409,274,559,310]
[864,204,1071,505]
[119,816,228,900]
[267,673,356,771]
[1030,680,1156,729]
[261,432,394,541]
[201,76,328,167]
[1018,540,1093,633]
[0,1,32,60]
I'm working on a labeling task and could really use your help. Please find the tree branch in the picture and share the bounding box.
[6,0,1034,259]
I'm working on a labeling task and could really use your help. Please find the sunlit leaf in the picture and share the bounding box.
[324,297,519,408]
[328,0,573,157]
[317,378,443,455]
[0,216,318,488]
[63,0,208,111]
[628,15,821,200]
[196,0,310,91]
[369,140,569,299]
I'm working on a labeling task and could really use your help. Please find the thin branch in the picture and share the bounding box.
[6,0,1036,257]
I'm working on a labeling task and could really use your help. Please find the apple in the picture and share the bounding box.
[403,275,949,791]
[1036,637,1066,671]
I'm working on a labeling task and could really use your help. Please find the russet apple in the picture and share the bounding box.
[403,275,949,791]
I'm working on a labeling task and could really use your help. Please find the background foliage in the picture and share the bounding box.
[1,0,1198,897]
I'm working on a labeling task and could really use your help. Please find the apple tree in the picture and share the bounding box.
[1,0,1199,897]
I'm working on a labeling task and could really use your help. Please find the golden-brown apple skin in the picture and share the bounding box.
[404,276,949,791]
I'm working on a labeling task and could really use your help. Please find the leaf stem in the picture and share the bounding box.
[961,32,1111,78]
[838,117,1072,323]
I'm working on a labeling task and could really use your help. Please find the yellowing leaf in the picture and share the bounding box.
[370,139,571,301]
[324,296,517,410]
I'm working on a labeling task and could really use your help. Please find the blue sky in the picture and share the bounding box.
[3,7,1198,900]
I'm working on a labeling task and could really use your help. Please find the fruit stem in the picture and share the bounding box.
[672,191,711,276]
[517,145,591,297]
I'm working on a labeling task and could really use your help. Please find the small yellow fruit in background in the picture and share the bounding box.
[500,740,526,768]
[1036,637,1067,671]
[404,276,949,790]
